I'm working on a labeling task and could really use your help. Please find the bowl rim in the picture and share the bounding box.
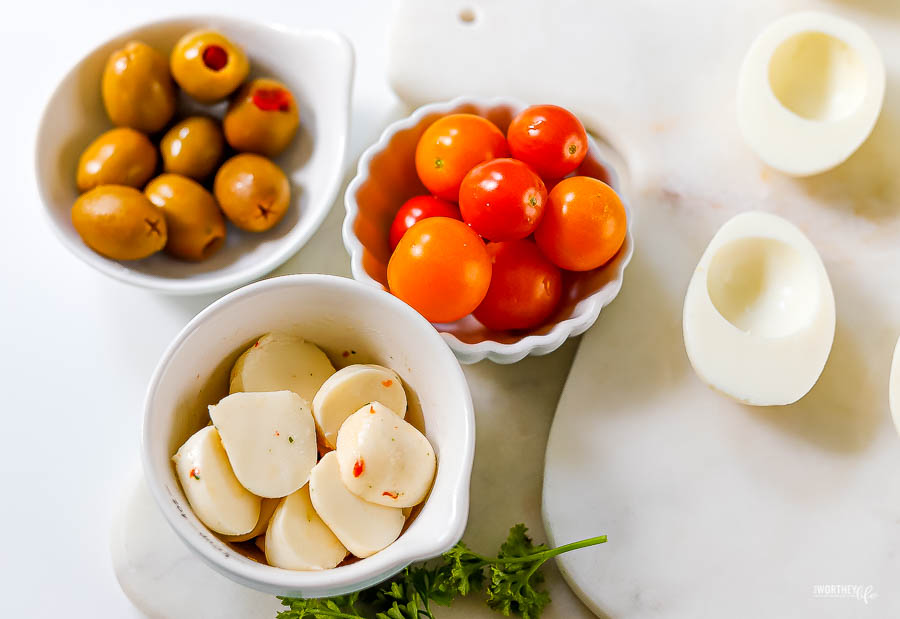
[34,14,354,296]
[342,95,635,364]
[141,273,475,595]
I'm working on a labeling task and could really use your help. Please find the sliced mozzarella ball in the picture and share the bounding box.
[737,11,884,176]
[209,391,317,498]
[172,426,260,536]
[683,211,835,405]
[309,451,405,558]
[265,486,347,570]
[230,332,335,403]
[336,402,436,508]
[221,498,279,542]
[312,364,407,448]
[890,337,900,436]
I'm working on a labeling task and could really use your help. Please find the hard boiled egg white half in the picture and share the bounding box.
[683,211,835,406]
[737,11,885,176]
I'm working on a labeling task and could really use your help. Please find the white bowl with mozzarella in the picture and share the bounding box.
[142,274,474,597]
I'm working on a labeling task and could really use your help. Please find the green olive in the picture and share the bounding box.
[76,128,157,192]
[170,30,249,103]
[145,174,226,261]
[214,154,290,232]
[102,41,176,133]
[160,117,224,180]
[223,78,300,157]
[72,185,167,260]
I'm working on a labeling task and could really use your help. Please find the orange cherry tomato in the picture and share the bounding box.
[507,105,588,180]
[473,239,562,331]
[534,176,627,271]
[387,217,492,323]
[414,114,508,201]
[388,195,461,251]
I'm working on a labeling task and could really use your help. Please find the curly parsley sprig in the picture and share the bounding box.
[276,524,607,619]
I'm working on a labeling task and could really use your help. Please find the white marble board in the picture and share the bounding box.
[390,0,900,617]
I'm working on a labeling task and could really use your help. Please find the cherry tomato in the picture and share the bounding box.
[389,195,461,250]
[414,114,508,201]
[473,240,562,331]
[507,105,588,180]
[458,158,547,241]
[387,217,491,323]
[534,176,627,271]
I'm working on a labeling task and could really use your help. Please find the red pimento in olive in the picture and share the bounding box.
[202,45,228,70]
[223,77,300,157]
[252,88,293,112]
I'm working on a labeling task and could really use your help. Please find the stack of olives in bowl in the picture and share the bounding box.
[72,30,299,262]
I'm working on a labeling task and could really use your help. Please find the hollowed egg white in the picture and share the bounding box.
[737,11,884,176]
[683,211,835,405]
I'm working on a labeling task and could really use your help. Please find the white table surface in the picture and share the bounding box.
[0,2,593,617]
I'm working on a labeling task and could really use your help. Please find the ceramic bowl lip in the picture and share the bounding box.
[34,14,354,296]
[141,274,475,595]
[342,95,635,364]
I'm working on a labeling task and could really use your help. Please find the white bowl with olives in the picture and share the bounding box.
[35,16,353,295]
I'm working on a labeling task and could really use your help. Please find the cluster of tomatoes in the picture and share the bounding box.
[386,105,628,331]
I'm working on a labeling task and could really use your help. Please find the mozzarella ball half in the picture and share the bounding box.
[309,451,405,558]
[172,426,260,536]
[209,391,317,498]
[336,402,436,508]
[230,333,335,403]
[265,486,347,570]
[312,364,407,448]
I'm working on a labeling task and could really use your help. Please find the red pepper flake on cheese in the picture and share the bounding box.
[382,491,398,500]
[382,379,393,387]
[353,458,365,478]
[189,468,201,481]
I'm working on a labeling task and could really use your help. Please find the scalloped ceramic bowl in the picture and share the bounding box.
[343,97,634,364]
[35,16,353,295]
[142,274,474,597]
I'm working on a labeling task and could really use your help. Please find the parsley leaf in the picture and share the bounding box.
[276,524,606,619]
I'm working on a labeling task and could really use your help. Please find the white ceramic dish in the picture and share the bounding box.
[35,16,353,295]
[343,96,634,364]
[142,274,474,597]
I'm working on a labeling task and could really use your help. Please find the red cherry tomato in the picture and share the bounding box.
[473,240,562,331]
[387,217,492,323]
[458,158,547,241]
[389,195,461,250]
[415,114,509,201]
[507,105,588,179]
[534,176,627,271]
